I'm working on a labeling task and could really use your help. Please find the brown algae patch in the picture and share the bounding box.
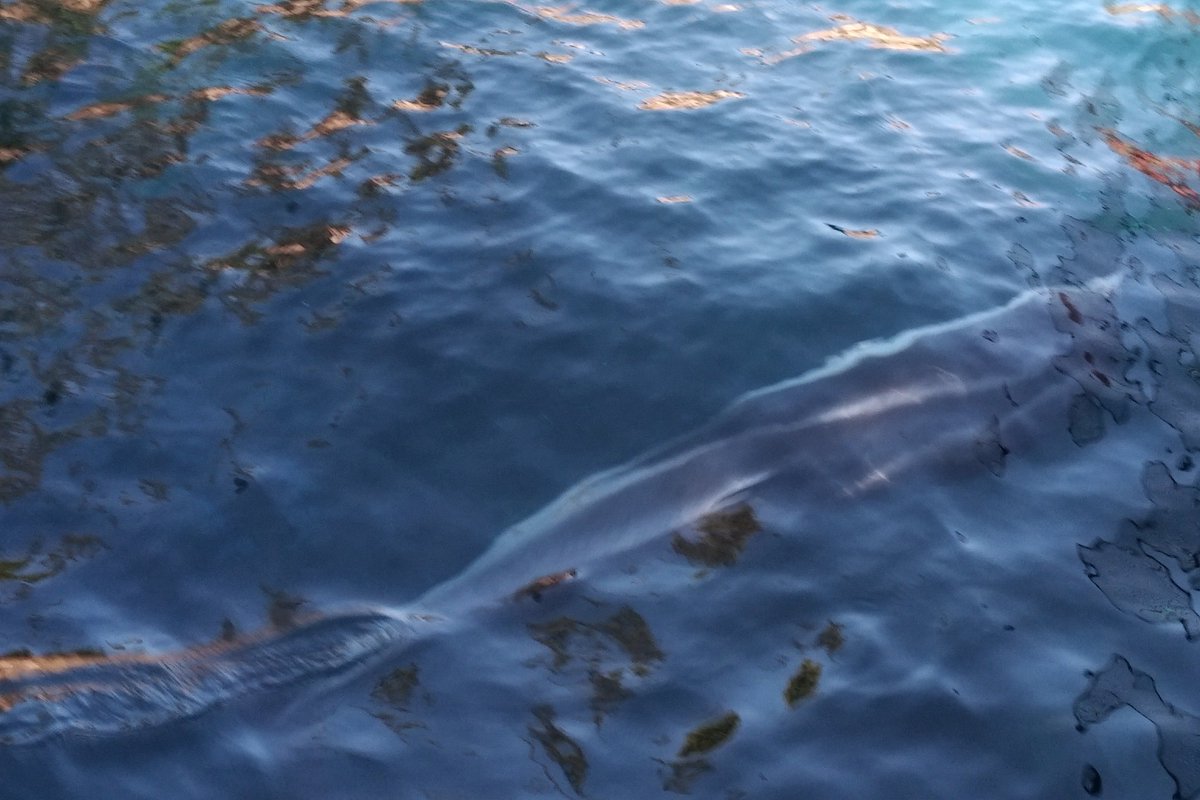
[785,659,822,706]
[370,663,427,735]
[406,126,470,182]
[797,15,951,52]
[245,156,357,190]
[206,223,352,274]
[597,606,665,671]
[157,18,263,66]
[678,711,740,758]
[588,669,632,725]
[816,621,845,654]
[528,616,580,670]
[392,80,460,112]
[492,146,520,179]
[530,705,589,795]
[0,0,110,24]
[671,502,762,567]
[372,664,420,709]
[639,90,744,111]
[529,606,664,675]
[0,534,106,584]
[65,95,169,121]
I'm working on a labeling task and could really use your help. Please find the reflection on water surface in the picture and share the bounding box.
[1,0,1200,797]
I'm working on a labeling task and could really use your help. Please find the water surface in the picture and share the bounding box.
[1,0,1200,797]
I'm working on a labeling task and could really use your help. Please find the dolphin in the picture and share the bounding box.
[0,279,1100,745]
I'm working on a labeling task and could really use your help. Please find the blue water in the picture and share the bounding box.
[1,0,1200,797]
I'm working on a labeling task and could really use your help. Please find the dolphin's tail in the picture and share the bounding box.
[0,609,420,745]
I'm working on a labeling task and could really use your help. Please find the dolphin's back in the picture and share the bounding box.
[423,285,1073,608]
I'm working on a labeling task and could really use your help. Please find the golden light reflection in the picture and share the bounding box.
[0,0,110,24]
[65,86,272,122]
[0,601,339,715]
[1105,3,1200,23]
[158,18,263,66]
[796,15,951,53]
[0,146,33,165]
[638,89,743,111]
[0,0,504,507]
[245,155,357,190]
[524,4,645,29]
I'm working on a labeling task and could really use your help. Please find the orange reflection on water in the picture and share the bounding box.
[1100,128,1200,209]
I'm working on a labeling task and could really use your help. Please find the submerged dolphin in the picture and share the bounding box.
[0,281,1098,744]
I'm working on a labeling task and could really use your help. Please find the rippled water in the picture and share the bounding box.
[1,0,1199,797]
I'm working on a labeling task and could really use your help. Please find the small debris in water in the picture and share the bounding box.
[513,567,577,601]
[784,659,822,706]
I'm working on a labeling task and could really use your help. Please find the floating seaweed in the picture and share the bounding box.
[671,503,762,567]
[678,711,740,758]
[529,705,589,795]
[784,659,822,707]
[529,605,664,675]
[816,621,844,654]
[372,664,420,708]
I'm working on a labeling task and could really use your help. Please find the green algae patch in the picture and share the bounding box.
[530,705,588,796]
[671,503,762,567]
[785,659,822,707]
[817,621,844,654]
[678,711,740,758]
